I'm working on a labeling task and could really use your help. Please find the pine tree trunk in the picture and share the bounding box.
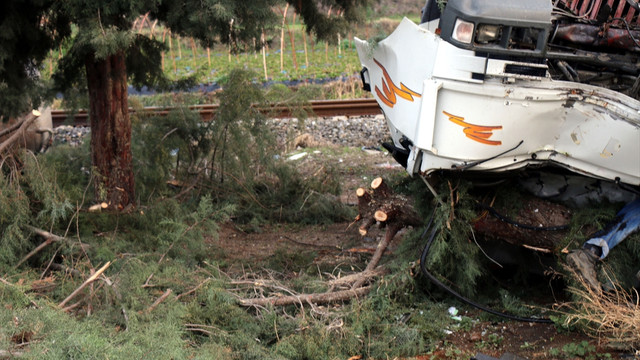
[85,51,135,210]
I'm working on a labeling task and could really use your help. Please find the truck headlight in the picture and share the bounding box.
[452,18,474,44]
[476,24,501,43]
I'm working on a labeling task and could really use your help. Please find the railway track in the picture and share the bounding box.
[51,98,381,127]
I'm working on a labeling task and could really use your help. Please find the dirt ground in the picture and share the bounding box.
[211,144,627,360]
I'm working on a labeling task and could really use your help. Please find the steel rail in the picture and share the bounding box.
[51,98,381,127]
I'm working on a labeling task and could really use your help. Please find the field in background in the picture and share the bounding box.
[41,6,422,93]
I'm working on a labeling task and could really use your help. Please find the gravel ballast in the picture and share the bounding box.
[53,114,391,149]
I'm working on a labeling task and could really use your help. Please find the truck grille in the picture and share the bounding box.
[557,0,640,26]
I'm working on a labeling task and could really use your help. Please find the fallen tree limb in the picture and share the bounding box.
[0,110,40,154]
[237,178,420,308]
[0,116,28,138]
[185,323,228,337]
[239,286,370,307]
[15,238,54,268]
[351,224,401,290]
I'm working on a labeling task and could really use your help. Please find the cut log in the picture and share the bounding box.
[358,218,375,236]
[240,176,424,308]
[88,202,109,212]
[472,196,572,251]
[374,210,388,222]
[351,177,422,290]
[370,177,391,198]
[356,187,371,205]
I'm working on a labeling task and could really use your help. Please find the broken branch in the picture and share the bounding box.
[370,177,390,198]
[58,261,111,308]
[16,227,90,268]
[145,289,173,313]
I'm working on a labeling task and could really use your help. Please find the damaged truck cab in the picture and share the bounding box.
[355,0,640,186]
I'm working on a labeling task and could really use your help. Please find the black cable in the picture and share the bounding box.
[454,140,524,171]
[419,207,553,323]
[613,17,640,48]
[475,202,570,231]
[616,178,640,196]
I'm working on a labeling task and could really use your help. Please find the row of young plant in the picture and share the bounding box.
[41,9,396,88]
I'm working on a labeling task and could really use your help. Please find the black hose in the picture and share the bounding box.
[419,208,553,323]
[616,179,640,197]
[455,141,524,171]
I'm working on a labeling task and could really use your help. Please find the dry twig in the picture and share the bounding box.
[560,269,640,349]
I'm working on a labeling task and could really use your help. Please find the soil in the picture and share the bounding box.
[211,143,626,360]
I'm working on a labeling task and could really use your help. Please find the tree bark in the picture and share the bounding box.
[472,196,572,251]
[85,51,135,210]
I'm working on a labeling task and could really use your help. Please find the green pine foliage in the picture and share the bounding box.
[411,179,484,297]
[0,174,31,266]
[0,152,74,268]
[130,69,353,225]
[20,154,74,226]
[0,0,69,117]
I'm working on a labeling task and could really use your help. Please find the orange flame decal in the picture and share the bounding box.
[374,59,421,108]
[444,111,502,146]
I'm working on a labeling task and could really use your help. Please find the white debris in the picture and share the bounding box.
[287,152,307,161]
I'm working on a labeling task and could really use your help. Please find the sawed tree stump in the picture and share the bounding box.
[352,177,421,289]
